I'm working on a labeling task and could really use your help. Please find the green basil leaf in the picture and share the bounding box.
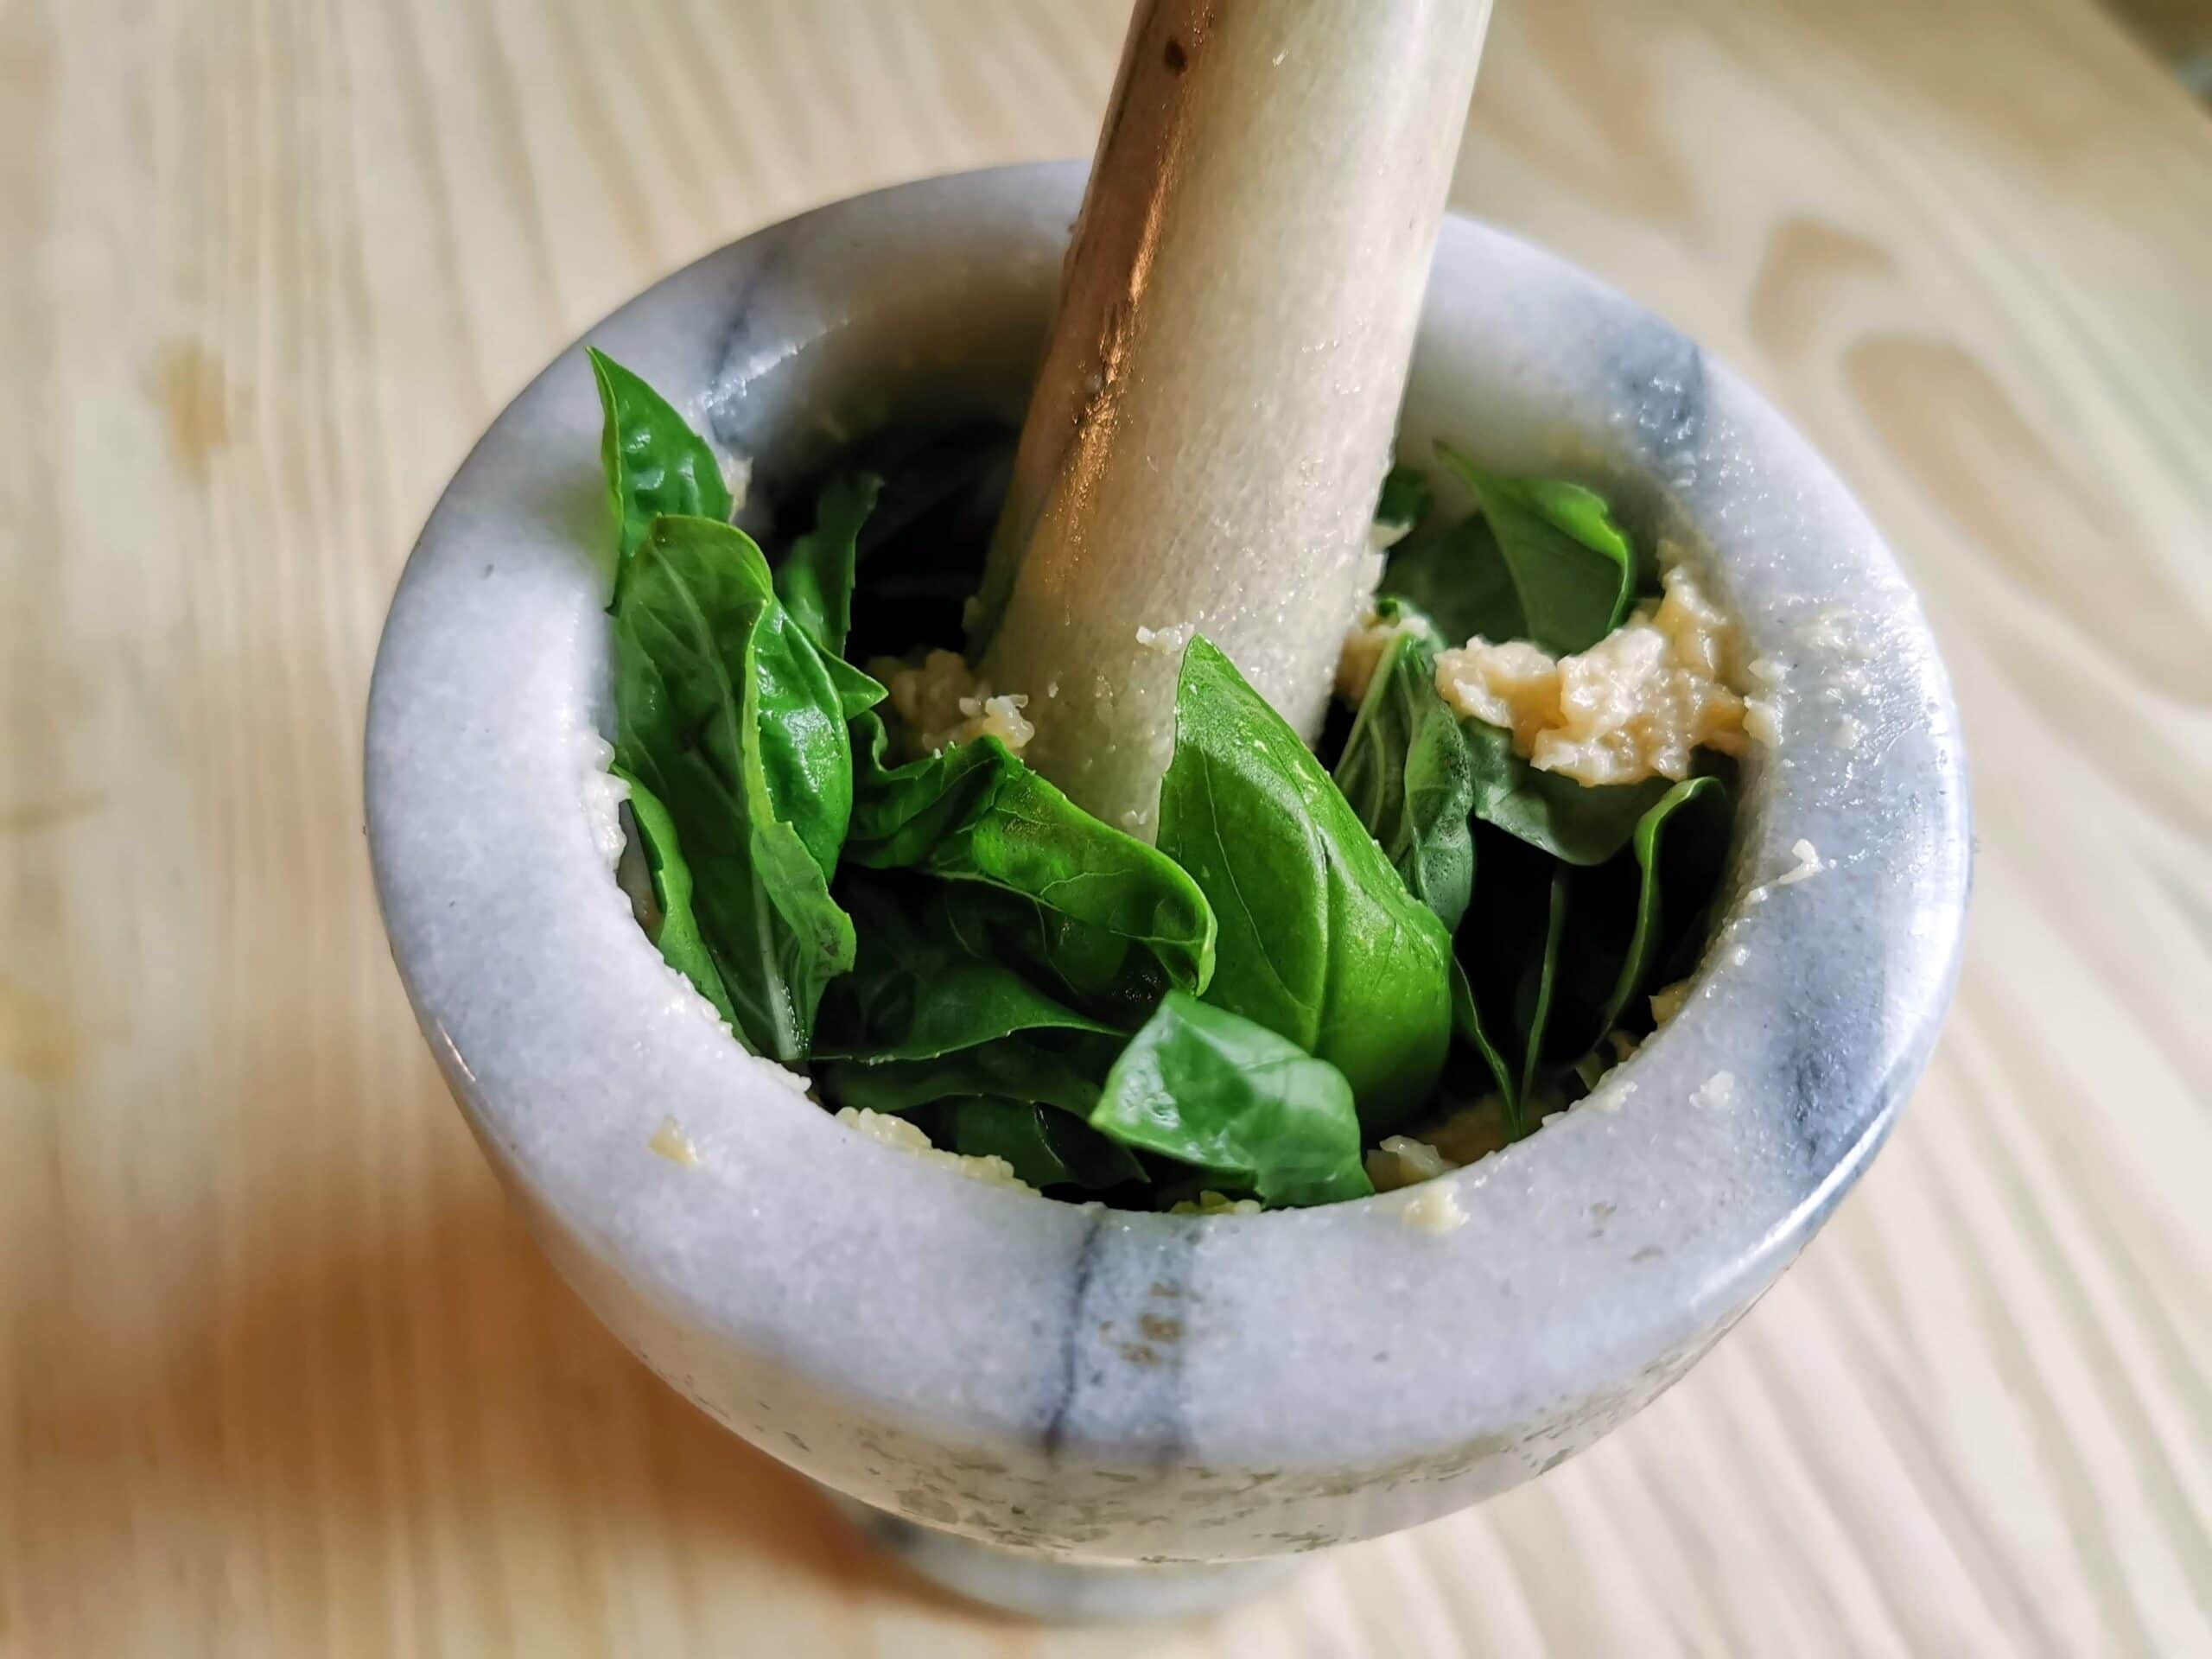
[1517,866,1573,1104]
[847,713,1216,997]
[1438,445,1636,654]
[1090,994,1371,1208]
[1588,775,1732,1046]
[843,422,1015,663]
[814,880,1116,1059]
[775,468,880,662]
[620,739,850,1064]
[822,653,891,724]
[1449,957,1517,1114]
[1540,855,1641,1072]
[949,1097,1147,1191]
[1333,631,1476,931]
[588,349,733,587]
[613,516,858,1060]
[620,515,855,876]
[613,766,737,1029]
[1456,826,1558,1135]
[849,423,1014,563]
[1528,778,1728,1082]
[1460,718,1675,867]
[936,882,1172,1030]
[846,712,996,863]
[820,1032,1116,1118]
[1375,463,1433,537]
[947,1097,1071,1188]
[1378,512,1524,647]
[1158,638,1452,1132]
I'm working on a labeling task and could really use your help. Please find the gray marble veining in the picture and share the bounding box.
[366,163,1968,1593]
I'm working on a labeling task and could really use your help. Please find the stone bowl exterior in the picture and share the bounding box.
[366,162,1969,1596]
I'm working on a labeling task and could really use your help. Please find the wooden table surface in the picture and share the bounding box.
[5,1,2209,1654]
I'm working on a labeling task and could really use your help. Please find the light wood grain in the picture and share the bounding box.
[3,1,2208,1654]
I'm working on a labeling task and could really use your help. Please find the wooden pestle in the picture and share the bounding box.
[968,0,1491,836]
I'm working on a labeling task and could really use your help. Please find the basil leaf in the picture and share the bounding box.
[588,349,732,586]
[1090,994,1372,1208]
[1529,777,1726,1084]
[621,515,855,876]
[949,1097,1147,1191]
[821,1032,1116,1117]
[848,713,1216,997]
[843,423,1015,663]
[1460,718,1674,867]
[846,712,995,862]
[613,516,858,1060]
[814,880,1116,1060]
[821,654,890,724]
[1375,463,1433,537]
[937,883,1173,1030]
[1517,866,1573,1104]
[1541,855,1640,1072]
[776,468,880,662]
[1379,512,1524,647]
[613,766,736,1029]
[1158,638,1452,1132]
[1439,445,1635,655]
[620,741,849,1064]
[1457,826,1557,1133]
[1449,957,1517,1115]
[772,468,889,721]
[1588,775,1732,1048]
[849,423,1014,563]
[1333,630,1476,931]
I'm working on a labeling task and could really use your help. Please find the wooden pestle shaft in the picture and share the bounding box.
[969,0,1491,835]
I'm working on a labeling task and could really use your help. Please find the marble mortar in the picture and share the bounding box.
[365,162,1970,1618]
